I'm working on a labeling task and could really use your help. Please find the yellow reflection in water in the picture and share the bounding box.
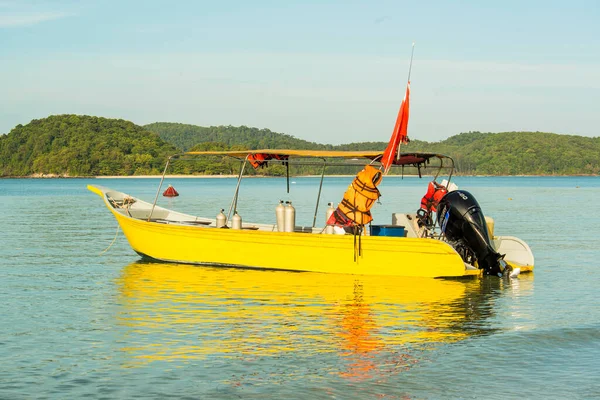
[115,262,532,378]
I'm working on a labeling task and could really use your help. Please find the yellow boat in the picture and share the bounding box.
[88,150,534,278]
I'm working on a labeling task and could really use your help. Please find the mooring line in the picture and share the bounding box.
[100,224,120,255]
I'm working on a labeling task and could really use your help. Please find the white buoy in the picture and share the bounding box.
[216,209,227,228]
[325,202,335,234]
[276,200,285,232]
[284,201,295,232]
[232,211,242,230]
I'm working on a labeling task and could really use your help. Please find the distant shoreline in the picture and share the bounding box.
[1,173,597,179]
[96,174,239,179]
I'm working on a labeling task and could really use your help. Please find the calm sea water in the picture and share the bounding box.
[1,176,599,399]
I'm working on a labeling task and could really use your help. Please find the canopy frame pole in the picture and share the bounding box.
[148,155,174,222]
[312,159,327,228]
[286,161,290,193]
[370,154,382,165]
[447,157,455,186]
[228,155,249,222]
[433,158,443,182]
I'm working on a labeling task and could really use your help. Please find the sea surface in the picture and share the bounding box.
[1,176,599,399]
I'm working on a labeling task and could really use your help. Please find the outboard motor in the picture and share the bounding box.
[436,190,508,276]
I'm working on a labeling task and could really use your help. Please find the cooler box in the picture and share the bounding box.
[370,225,405,237]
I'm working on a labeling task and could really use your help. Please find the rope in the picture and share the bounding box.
[353,224,363,262]
[100,224,120,255]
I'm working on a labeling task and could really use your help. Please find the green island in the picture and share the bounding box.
[1,114,598,177]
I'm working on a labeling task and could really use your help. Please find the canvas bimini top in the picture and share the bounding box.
[182,149,453,168]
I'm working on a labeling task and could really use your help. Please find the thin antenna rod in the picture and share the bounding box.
[395,43,415,163]
[407,42,415,83]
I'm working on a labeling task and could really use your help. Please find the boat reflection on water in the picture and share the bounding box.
[115,262,533,380]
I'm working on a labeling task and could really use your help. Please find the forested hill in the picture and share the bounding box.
[145,122,600,175]
[0,115,177,177]
[353,131,600,175]
[1,116,599,176]
[406,131,600,175]
[144,122,329,151]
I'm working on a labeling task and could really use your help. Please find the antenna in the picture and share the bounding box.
[407,42,415,83]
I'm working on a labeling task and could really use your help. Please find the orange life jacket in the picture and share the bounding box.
[420,181,447,212]
[328,165,382,226]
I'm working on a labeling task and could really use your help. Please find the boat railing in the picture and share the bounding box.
[146,150,456,230]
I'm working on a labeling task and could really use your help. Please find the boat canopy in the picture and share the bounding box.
[183,149,452,167]
[148,149,456,231]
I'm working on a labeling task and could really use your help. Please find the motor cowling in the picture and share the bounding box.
[436,190,506,276]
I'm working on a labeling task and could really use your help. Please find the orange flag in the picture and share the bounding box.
[381,82,410,174]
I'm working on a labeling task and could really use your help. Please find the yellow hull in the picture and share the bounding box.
[89,185,521,278]
[117,213,474,277]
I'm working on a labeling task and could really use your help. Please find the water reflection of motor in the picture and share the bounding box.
[436,190,509,277]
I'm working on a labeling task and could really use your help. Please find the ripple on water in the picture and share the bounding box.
[1,177,600,399]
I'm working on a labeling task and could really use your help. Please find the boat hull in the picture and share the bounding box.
[117,211,476,277]
[90,185,483,278]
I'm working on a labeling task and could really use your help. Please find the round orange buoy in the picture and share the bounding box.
[163,184,179,197]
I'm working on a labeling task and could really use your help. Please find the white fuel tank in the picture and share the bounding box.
[325,202,335,234]
[232,211,242,230]
[216,209,227,228]
[284,201,296,232]
[276,200,285,232]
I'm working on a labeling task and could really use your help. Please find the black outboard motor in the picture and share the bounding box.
[436,190,508,276]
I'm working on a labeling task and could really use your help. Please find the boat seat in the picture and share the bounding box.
[294,226,315,233]
[127,209,170,220]
[392,213,424,238]
[170,220,212,226]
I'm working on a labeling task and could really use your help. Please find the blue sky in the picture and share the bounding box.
[1,0,598,144]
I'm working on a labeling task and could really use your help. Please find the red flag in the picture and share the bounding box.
[381,82,410,174]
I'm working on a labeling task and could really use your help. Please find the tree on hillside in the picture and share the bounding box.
[144,122,332,151]
[0,115,177,177]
